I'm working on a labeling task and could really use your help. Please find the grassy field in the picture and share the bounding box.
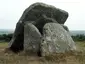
[0,42,85,64]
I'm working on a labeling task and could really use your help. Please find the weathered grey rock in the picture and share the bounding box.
[8,22,24,52]
[61,24,69,31]
[25,15,57,34]
[24,23,42,56]
[41,23,76,56]
[9,15,57,53]
[20,2,68,34]
[20,2,68,24]
[8,2,69,53]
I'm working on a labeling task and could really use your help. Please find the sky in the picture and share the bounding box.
[0,0,85,30]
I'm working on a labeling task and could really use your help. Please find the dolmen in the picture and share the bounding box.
[8,2,76,56]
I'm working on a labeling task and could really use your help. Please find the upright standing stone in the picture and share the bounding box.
[24,23,42,55]
[41,23,76,56]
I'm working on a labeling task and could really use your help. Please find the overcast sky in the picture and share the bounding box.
[0,0,85,30]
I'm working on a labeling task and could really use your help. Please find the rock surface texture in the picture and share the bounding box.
[24,23,42,56]
[41,23,76,56]
[8,2,76,56]
[19,2,68,24]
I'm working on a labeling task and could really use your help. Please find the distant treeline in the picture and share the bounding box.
[0,33,85,42]
[72,34,85,41]
[0,34,13,42]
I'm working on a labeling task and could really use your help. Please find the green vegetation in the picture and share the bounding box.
[72,34,85,41]
[0,34,13,42]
